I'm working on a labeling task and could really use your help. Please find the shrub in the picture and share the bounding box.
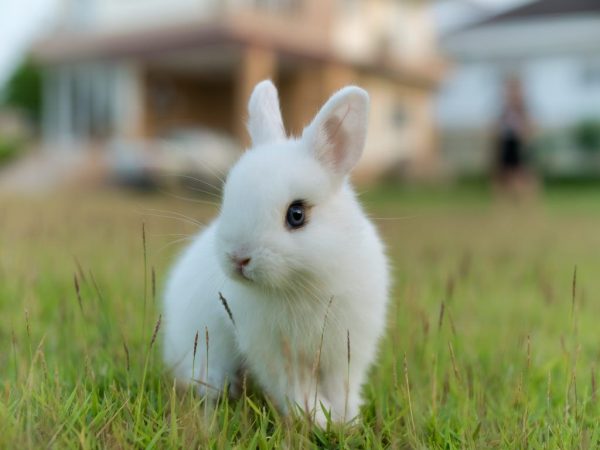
[2,59,42,127]
[0,137,22,165]
[573,119,600,153]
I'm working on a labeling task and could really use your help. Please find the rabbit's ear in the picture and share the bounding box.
[302,86,369,179]
[247,80,286,147]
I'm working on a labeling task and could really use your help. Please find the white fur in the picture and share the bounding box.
[163,80,389,426]
[247,80,286,146]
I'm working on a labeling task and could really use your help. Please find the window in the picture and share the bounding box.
[581,60,600,86]
[391,103,408,129]
[251,0,301,13]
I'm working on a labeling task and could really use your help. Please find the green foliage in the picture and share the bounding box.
[2,188,600,448]
[2,59,42,126]
[0,137,23,164]
[573,119,600,153]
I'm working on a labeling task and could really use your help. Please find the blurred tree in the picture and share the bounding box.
[0,137,21,164]
[573,120,600,154]
[2,58,42,128]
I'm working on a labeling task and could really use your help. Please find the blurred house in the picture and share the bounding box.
[437,0,600,176]
[34,0,444,182]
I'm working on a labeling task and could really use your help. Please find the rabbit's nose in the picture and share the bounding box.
[231,255,251,271]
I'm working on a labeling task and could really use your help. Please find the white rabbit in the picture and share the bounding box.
[163,80,389,426]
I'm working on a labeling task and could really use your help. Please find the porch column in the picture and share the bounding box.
[410,93,439,179]
[233,46,277,148]
[283,65,322,136]
[113,64,146,141]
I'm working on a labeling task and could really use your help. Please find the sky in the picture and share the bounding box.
[0,0,57,87]
[0,0,533,89]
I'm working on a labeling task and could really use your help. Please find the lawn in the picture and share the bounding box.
[2,184,600,448]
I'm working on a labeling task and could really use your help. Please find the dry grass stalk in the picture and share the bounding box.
[311,296,334,418]
[403,353,416,436]
[74,274,83,314]
[74,256,87,284]
[150,314,162,348]
[344,329,351,421]
[446,275,455,303]
[89,269,104,303]
[152,267,157,305]
[193,330,199,372]
[526,334,531,372]
[448,342,460,382]
[189,329,200,397]
[24,308,31,340]
[205,326,209,389]
[448,309,457,338]
[592,367,597,404]
[573,372,578,420]
[218,292,236,326]
[571,265,577,319]
[547,372,552,411]
[438,301,445,332]
[142,222,148,333]
[11,328,18,379]
[123,341,130,372]
[431,355,438,414]
[193,378,219,392]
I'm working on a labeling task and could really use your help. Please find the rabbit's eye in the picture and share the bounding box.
[286,201,306,230]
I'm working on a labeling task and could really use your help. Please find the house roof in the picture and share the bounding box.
[442,0,600,61]
[473,0,600,28]
[34,19,445,88]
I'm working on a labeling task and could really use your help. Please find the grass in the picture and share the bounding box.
[2,184,600,448]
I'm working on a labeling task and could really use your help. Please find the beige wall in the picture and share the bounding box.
[233,46,278,148]
[357,75,436,181]
[140,56,437,181]
[278,63,356,137]
[331,0,439,68]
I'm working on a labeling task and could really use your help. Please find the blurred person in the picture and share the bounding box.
[493,75,537,199]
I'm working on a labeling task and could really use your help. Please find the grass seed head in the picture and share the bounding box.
[74,273,83,314]
[151,267,156,304]
[438,301,445,331]
[193,330,199,360]
[123,341,130,372]
[218,292,236,326]
[150,314,162,348]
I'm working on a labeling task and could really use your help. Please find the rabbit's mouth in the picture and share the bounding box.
[235,265,252,282]
[224,252,255,282]
[223,264,253,284]
[219,246,289,288]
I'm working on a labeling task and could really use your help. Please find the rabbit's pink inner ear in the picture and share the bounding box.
[306,87,369,178]
[322,115,350,169]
